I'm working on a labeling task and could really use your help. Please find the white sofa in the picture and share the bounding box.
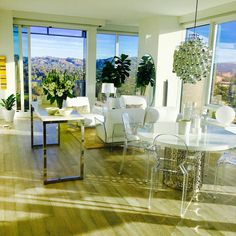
[96,108,146,143]
[95,105,179,144]
[66,97,104,127]
[92,95,147,115]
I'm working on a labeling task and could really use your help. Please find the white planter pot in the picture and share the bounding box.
[3,109,15,122]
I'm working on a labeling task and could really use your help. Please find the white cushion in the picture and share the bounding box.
[151,107,178,122]
[66,97,105,127]
[119,95,147,109]
[145,107,160,124]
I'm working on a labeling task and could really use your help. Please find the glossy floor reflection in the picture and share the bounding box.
[0,119,235,235]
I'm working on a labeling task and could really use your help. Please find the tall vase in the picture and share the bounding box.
[56,98,64,109]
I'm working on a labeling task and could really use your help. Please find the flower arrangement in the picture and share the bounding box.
[42,70,76,108]
[173,35,212,84]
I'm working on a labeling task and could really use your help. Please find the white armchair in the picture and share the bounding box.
[66,97,104,127]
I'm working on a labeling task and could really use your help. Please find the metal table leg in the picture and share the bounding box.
[43,120,85,185]
[43,122,47,183]
[31,105,34,148]
[79,120,85,179]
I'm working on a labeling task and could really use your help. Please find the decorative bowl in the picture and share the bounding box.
[58,108,73,116]
[45,107,59,115]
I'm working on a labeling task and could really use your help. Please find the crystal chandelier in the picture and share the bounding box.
[173,0,212,84]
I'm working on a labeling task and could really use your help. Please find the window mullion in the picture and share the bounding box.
[27,26,32,106]
[115,33,119,57]
[18,26,25,112]
[205,22,217,106]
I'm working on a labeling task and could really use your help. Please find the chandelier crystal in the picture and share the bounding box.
[172,0,212,84]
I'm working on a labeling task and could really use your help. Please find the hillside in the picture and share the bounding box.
[31,56,84,80]
[216,62,236,76]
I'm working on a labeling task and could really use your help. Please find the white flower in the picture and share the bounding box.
[57,91,63,97]
[66,80,72,86]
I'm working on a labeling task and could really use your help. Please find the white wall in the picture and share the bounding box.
[139,15,184,109]
[0,9,15,99]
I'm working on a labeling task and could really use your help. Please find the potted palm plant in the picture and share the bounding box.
[0,94,16,122]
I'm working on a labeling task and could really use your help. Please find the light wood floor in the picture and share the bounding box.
[0,118,235,236]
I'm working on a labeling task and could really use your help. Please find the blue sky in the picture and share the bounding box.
[14,27,139,59]
[14,23,236,62]
[96,34,138,59]
[31,34,84,58]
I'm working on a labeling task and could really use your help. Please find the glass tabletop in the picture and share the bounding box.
[138,122,236,152]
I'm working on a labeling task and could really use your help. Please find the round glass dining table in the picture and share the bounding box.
[138,122,236,193]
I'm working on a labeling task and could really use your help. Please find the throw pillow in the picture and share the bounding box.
[126,104,143,109]
[95,101,105,107]
[76,105,89,114]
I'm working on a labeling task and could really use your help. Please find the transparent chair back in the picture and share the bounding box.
[215,151,236,188]
[122,112,138,140]
[149,134,193,217]
[119,112,150,176]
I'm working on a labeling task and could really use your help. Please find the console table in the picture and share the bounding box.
[31,102,85,185]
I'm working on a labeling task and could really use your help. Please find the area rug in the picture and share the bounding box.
[64,124,106,149]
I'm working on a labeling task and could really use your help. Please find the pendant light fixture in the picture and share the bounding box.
[172,0,212,84]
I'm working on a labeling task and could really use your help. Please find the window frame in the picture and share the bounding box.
[95,31,139,97]
[96,31,138,58]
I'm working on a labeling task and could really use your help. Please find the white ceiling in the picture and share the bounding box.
[0,0,235,25]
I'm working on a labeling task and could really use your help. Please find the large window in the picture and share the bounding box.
[96,33,138,97]
[210,21,236,108]
[14,25,86,112]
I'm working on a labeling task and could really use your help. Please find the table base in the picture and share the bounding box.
[163,148,205,192]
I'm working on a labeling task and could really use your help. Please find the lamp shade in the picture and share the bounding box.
[216,105,235,126]
[101,83,115,94]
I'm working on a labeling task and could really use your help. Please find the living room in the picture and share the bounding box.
[0,0,236,235]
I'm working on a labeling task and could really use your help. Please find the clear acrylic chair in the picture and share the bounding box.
[214,151,236,187]
[119,112,153,180]
[148,134,194,217]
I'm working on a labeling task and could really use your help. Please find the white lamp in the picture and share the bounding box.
[101,83,115,101]
[216,105,235,126]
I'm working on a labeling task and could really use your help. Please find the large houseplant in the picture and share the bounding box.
[136,54,156,96]
[100,54,131,88]
[42,70,76,108]
[0,94,16,122]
